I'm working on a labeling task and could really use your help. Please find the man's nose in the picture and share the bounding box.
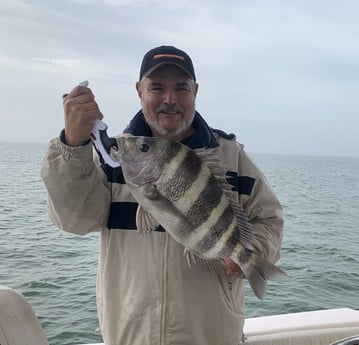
[163,89,176,104]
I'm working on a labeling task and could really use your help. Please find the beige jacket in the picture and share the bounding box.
[41,112,284,345]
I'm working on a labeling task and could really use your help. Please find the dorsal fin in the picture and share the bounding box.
[229,202,253,249]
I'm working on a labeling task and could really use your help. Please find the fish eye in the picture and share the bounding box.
[139,143,150,152]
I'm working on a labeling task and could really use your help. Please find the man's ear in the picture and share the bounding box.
[194,82,199,97]
[136,81,142,98]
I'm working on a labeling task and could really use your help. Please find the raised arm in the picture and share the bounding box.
[41,83,111,235]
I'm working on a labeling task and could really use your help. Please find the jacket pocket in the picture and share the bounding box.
[217,275,237,311]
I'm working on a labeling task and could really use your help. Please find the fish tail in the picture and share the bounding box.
[236,252,287,300]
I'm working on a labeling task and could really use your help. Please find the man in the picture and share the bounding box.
[41,45,284,345]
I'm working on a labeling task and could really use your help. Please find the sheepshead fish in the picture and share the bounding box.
[112,135,286,299]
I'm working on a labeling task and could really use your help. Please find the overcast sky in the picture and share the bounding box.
[1,0,358,157]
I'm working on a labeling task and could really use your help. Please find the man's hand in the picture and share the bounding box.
[223,257,244,277]
[62,84,103,147]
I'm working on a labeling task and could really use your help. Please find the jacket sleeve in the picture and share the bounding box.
[41,137,111,235]
[237,147,284,264]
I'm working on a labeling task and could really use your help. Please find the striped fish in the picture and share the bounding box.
[113,135,286,299]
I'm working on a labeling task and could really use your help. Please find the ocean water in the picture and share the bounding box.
[0,141,358,345]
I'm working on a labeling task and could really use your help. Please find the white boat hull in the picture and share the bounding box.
[1,286,358,345]
[78,308,359,345]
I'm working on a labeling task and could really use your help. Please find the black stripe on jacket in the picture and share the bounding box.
[226,171,255,195]
[107,202,164,232]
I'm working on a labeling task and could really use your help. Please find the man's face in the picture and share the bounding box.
[136,65,198,141]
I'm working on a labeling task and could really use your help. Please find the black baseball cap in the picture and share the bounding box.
[139,45,196,81]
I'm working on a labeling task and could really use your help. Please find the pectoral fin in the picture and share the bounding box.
[136,183,193,233]
[134,183,162,234]
[136,205,160,234]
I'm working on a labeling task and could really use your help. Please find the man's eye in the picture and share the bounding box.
[177,87,189,92]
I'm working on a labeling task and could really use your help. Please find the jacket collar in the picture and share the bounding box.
[124,110,219,149]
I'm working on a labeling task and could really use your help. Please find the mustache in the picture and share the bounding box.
[156,105,183,113]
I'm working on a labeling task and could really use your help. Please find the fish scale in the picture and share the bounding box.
[184,192,231,248]
[186,175,223,224]
[197,204,237,255]
[162,148,210,213]
[113,135,287,299]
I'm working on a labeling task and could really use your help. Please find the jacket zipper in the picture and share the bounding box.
[160,232,169,345]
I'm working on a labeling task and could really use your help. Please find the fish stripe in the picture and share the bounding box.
[196,203,237,256]
[232,245,252,265]
[163,149,208,212]
[172,165,213,219]
[182,192,229,248]
[218,222,243,256]
[160,147,202,203]
[204,215,238,259]
[186,175,223,228]
[162,138,184,164]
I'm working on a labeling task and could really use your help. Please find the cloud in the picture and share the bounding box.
[0,0,358,156]
[33,58,85,69]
